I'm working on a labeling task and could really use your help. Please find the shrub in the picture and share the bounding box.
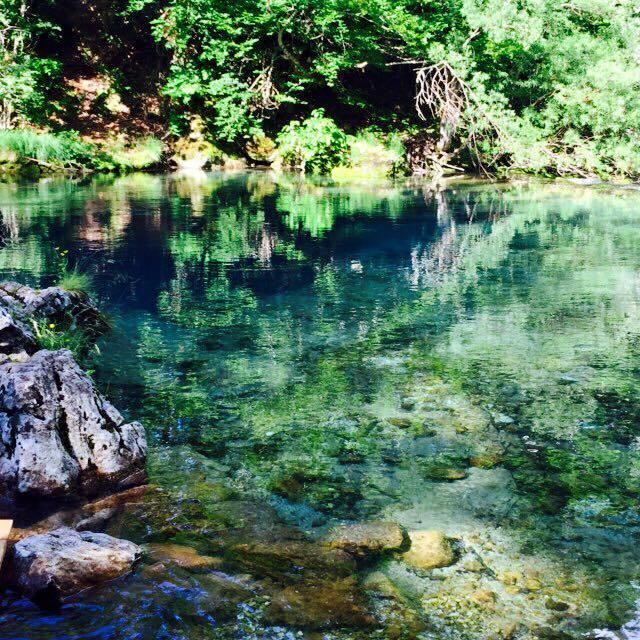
[246,134,276,163]
[170,136,224,170]
[332,130,406,179]
[102,136,165,171]
[276,110,350,174]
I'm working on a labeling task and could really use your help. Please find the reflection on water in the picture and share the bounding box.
[2,172,640,638]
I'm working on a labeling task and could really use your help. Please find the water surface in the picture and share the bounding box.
[1,172,640,639]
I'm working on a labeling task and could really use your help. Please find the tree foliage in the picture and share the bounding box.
[0,0,60,128]
[3,0,640,177]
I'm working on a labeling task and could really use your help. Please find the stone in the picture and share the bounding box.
[198,571,258,620]
[324,521,408,559]
[388,417,412,429]
[500,621,519,639]
[462,558,484,573]
[471,589,497,607]
[499,571,521,586]
[83,484,149,512]
[0,305,35,355]
[75,508,117,532]
[400,398,416,411]
[470,451,502,469]
[401,530,456,570]
[362,571,400,598]
[492,413,516,428]
[7,527,141,607]
[362,571,426,638]
[229,539,356,582]
[266,577,374,630]
[545,598,570,611]
[524,578,543,591]
[0,519,11,569]
[0,349,147,498]
[148,543,222,570]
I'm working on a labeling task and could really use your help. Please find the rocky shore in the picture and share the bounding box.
[0,283,147,608]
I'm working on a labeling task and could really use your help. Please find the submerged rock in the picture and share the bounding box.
[400,398,416,411]
[75,508,117,532]
[402,530,456,570]
[0,349,147,498]
[388,417,413,429]
[7,527,141,607]
[228,539,356,582]
[422,465,468,481]
[266,576,375,629]
[324,521,408,559]
[148,542,222,571]
[363,571,427,637]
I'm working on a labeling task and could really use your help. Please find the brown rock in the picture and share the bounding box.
[148,543,222,571]
[229,539,356,582]
[422,465,468,481]
[402,530,456,570]
[324,521,408,558]
[266,577,374,629]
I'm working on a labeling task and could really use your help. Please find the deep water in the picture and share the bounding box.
[2,172,640,639]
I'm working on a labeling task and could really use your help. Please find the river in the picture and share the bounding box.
[1,171,640,639]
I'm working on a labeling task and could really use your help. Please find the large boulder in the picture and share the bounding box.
[7,527,141,607]
[266,577,375,629]
[0,349,147,498]
[228,539,356,582]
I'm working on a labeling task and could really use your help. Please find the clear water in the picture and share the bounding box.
[2,172,640,639]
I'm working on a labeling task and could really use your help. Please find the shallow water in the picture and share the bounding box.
[2,172,640,639]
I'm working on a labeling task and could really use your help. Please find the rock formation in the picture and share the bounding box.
[0,349,147,498]
[0,304,36,355]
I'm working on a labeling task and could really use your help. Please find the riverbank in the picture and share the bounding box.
[0,123,405,181]
[3,122,633,186]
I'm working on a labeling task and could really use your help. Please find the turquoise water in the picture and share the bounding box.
[2,172,640,638]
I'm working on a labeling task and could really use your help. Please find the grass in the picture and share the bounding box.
[0,129,165,174]
[30,318,92,358]
[0,129,96,168]
[57,268,92,295]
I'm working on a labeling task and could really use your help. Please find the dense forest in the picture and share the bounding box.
[1,0,640,179]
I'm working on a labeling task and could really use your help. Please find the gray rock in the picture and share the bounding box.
[0,282,108,339]
[0,305,36,355]
[0,349,147,498]
[7,527,141,607]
